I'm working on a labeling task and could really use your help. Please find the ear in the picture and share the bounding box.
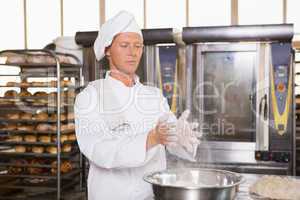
[105,47,111,57]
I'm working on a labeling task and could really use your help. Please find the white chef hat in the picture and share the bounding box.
[93,10,143,61]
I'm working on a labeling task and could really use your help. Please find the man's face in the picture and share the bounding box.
[106,32,143,76]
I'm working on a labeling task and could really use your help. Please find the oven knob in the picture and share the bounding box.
[277,82,286,93]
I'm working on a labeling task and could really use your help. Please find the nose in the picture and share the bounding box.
[128,45,138,57]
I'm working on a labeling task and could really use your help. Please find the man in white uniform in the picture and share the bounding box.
[74,11,200,200]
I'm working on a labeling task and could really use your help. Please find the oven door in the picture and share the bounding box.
[193,43,266,143]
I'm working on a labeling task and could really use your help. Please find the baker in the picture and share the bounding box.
[74,10,200,200]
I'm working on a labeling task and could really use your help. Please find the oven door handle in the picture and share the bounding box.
[263,94,268,120]
[259,94,267,120]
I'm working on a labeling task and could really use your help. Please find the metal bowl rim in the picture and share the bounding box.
[143,168,244,190]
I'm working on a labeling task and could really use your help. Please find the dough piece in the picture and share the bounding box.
[250,175,300,200]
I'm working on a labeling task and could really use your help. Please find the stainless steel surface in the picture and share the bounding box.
[167,141,290,175]
[144,168,243,200]
[256,43,270,151]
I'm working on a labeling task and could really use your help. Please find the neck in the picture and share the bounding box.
[109,69,135,87]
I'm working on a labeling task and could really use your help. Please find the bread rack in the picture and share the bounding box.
[0,49,85,200]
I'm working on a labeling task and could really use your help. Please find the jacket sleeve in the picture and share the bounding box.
[74,85,157,169]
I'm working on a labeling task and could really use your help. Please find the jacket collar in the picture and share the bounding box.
[105,70,140,86]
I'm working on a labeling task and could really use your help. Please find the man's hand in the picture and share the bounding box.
[176,110,201,153]
[146,120,178,150]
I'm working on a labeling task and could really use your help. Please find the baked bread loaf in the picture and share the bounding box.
[67,134,76,141]
[66,112,74,120]
[4,90,18,97]
[8,159,27,174]
[31,81,44,87]
[6,113,20,120]
[24,135,37,142]
[6,124,17,131]
[49,91,57,98]
[51,135,68,143]
[28,159,44,175]
[8,135,23,142]
[62,144,72,152]
[50,124,57,132]
[6,82,17,87]
[63,90,76,98]
[15,145,26,153]
[66,123,75,131]
[32,146,44,154]
[34,112,48,121]
[17,125,34,132]
[62,80,72,87]
[20,112,33,120]
[36,123,52,132]
[19,90,32,97]
[33,91,48,97]
[20,81,30,87]
[46,146,57,154]
[51,161,72,174]
[38,135,51,143]
[49,113,66,121]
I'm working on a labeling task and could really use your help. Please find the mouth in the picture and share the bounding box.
[127,61,137,64]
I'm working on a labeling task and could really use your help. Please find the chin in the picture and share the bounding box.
[122,66,138,75]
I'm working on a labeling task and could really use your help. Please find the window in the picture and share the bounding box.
[239,0,283,25]
[146,0,186,29]
[27,0,60,48]
[189,0,231,26]
[63,0,100,36]
[106,0,144,28]
[0,0,24,50]
[287,0,300,34]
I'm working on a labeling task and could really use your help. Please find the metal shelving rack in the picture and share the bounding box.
[0,49,85,200]
[296,58,300,176]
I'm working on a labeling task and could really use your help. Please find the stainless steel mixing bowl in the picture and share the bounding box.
[144,168,243,200]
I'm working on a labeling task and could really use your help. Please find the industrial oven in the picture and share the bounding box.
[142,24,295,175]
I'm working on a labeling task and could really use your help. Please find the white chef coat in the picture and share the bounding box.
[74,72,172,200]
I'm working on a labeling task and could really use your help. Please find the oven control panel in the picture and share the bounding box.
[255,151,290,163]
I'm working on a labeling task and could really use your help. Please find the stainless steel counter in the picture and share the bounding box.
[235,173,262,200]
